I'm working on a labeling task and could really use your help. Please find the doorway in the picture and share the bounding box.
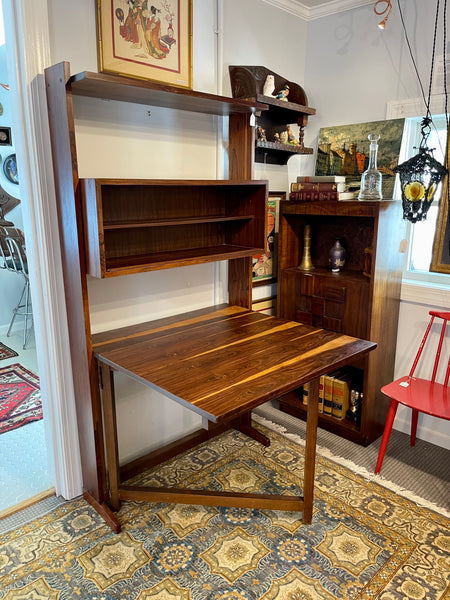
[0,11,52,516]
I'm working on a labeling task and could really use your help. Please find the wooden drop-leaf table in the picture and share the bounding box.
[93,304,376,532]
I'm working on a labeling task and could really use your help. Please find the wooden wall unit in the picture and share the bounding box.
[45,62,267,507]
[276,200,405,445]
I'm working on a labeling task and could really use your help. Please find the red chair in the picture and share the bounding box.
[375,309,450,474]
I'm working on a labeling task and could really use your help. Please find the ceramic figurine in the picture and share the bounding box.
[273,132,281,143]
[286,125,299,145]
[256,126,267,142]
[279,130,288,144]
[263,74,275,97]
[275,84,289,101]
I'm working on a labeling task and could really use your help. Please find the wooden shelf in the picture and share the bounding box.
[69,70,268,117]
[104,215,255,230]
[104,245,263,276]
[81,178,268,278]
[278,391,364,444]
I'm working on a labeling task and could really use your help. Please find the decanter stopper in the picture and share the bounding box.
[358,133,383,200]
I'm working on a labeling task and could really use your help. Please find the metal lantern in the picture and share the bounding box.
[394,118,447,223]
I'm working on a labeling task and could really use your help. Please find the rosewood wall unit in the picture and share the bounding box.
[229,65,316,165]
[45,62,267,513]
[276,200,405,445]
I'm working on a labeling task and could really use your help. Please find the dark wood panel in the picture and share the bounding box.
[45,62,106,501]
[69,69,268,116]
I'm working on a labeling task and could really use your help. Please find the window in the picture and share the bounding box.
[402,114,449,285]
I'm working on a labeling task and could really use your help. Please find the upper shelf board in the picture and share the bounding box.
[68,71,269,117]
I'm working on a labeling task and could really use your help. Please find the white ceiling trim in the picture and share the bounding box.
[261,0,373,21]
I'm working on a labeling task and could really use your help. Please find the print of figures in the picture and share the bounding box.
[115,0,176,61]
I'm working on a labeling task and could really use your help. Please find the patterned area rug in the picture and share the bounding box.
[0,343,18,361]
[0,425,448,599]
[0,363,42,435]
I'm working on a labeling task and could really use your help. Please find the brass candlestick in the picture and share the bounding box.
[298,224,314,271]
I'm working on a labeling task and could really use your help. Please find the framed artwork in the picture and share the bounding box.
[252,192,285,286]
[430,123,450,273]
[96,0,193,89]
[316,118,406,199]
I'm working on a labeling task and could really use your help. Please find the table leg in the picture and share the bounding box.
[99,361,121,511]
[303,376,319,524]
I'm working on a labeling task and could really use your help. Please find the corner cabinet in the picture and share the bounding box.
[229,65,316,165]
[45,62,267,505]
[276,200,405,445]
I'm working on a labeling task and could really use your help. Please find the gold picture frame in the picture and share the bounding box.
[430,124,450,273]
[96,0,193,89]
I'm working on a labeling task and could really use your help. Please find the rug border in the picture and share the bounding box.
[253,413,450,519]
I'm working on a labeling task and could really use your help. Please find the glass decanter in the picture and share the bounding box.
[358,133,383,200]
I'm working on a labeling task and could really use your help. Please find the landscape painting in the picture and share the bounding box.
[315,118,406,199]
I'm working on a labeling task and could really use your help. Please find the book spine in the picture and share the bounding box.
[290,191,340,201]
[318,375,324,413]
[332,376,350,419]
[291,182,346,192]
[323,375,334,415]
[302,382,309,406]
[297,175,346,183]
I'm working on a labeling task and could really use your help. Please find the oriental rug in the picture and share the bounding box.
[0,363,42,435]
[0,425,448,599]
[0,343,18,361]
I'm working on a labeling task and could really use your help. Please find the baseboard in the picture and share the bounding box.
[394,410,450,451]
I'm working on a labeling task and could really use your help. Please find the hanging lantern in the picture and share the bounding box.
[394,117,447,223]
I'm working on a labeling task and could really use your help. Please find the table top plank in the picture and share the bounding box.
[93,305,376,422]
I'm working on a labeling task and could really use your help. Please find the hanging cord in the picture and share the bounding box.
[396,0,447,151]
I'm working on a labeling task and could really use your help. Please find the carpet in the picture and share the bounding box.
[0,363,42,435]
[0,425,448,599]
[0,343,18,361]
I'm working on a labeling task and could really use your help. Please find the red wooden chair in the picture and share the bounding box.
[375,309,450,474]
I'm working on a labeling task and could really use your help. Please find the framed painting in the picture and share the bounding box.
[252,192,285,286]
[430,123,450,273]
[316,118,406,199]
[96,0,193,89]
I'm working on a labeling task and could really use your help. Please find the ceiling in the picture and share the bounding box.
[263,0,373,20]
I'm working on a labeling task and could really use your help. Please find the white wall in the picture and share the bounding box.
[302,1,450,449]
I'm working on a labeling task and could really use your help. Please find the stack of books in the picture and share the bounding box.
[302,370,358,421]
[289,176,356,201]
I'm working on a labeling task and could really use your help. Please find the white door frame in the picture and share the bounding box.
[2,0,82,499]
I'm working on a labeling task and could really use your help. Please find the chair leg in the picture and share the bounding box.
[410,409,419,446]
[7,281,27,338]
[375,399,398,474]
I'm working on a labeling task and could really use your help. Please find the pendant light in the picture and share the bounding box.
[393,0,449,223]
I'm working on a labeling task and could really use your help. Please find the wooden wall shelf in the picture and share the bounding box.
[69,70,268,116]
[229,65,316,165]
[81,179,268,278]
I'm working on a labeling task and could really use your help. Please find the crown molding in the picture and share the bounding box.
[261,0,373,21]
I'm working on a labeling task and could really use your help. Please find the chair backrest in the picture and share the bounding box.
[0,226,27,275]
[409,310,450,386]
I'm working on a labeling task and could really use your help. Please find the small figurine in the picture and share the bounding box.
[256,126,267,142]
[263,74,275,97]
[286,125,299,145]
[273,132,281,143]
[279,130,288,144]
[275,84,289,101]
